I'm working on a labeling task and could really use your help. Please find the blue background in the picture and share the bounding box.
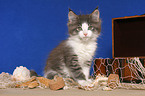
[0,0,145,75]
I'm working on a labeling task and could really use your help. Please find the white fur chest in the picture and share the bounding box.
[67,38,97,65]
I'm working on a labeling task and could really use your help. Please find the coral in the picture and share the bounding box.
[64,74,109,91]
[15,76,36,88]
[0,72,22,89]
[28,81,39,89]
[12,66,30,81]
[15,75,65,90]
[102,86,113,91]
[92,74,108,87]
[108,74,120,89]
[37,77,52,88]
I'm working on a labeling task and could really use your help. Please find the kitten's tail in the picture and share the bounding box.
[30,70,40,77]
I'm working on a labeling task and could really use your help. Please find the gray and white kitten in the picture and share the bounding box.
[44,8,101,86]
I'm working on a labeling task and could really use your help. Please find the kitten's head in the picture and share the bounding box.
[67,7,101,41]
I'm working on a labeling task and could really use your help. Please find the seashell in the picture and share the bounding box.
[12,66,30,81]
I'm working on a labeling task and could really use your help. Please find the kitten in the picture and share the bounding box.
[44,8,101,86]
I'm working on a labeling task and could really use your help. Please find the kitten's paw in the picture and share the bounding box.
[77,80,92,86]
[87,79,93,83]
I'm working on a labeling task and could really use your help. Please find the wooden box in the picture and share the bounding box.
[94,15,145,83]
[112,15,145,58]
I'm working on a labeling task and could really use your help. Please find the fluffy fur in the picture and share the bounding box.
[44,8,101,86]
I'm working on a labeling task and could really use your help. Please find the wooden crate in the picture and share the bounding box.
[112,15,145,58]
[94,15,145,83]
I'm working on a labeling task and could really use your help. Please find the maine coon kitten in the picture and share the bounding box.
[44,8,101,86]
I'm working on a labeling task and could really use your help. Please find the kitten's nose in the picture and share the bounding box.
[84,33,88,36]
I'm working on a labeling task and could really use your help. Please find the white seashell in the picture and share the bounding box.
[12,66,30,81]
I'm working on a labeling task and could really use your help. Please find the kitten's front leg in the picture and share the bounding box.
[66,55,86,82]
[80,61,93,85]
[85,61,92,80]
[67,56,92,86]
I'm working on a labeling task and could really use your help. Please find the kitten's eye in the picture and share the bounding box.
[76,27,82,31]
[88,26,93,30]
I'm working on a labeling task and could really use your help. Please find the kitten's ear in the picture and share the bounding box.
[90,7,100,22]
[68,9,78,22]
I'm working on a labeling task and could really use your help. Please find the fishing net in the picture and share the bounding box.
[93,57,145,89]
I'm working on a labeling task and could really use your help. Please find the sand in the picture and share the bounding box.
[0,88,145,96]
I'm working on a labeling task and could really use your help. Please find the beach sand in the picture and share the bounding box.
[0,88,145,96]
